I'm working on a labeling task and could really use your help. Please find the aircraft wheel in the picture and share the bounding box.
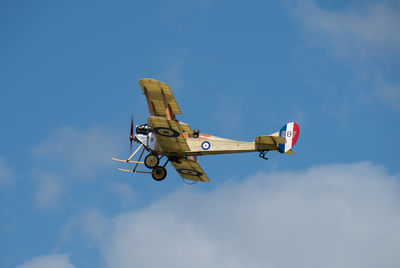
[144,154,159,169]
[152,166,167,181]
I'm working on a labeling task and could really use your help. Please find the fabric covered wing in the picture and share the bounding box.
[178,122,193,136]
[170,158,210,182]
[139,78,181,119]
[147,116,190,154]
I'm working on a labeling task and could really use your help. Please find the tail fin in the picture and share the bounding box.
[278,122,300,153]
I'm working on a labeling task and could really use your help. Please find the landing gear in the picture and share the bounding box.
[113,145,168,181]
[144,154,159,168]
[152,166,167,181]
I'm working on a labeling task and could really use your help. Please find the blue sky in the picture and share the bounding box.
[1,0,400,267]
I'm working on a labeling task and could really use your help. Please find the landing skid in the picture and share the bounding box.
[112,144,169,181]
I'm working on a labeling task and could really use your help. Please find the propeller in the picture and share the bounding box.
[130,114,134,153]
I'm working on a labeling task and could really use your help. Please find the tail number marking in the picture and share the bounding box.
[281,131,297,138]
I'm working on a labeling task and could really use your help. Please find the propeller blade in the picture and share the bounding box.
[130,114,134,153]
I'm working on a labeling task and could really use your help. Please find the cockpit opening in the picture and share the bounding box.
[193,129,200,138]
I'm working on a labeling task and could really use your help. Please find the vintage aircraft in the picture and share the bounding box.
[112,78,300,183]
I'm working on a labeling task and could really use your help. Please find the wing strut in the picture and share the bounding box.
[129,144,143,161]
[143,87,156,116]
[161,89,175,120]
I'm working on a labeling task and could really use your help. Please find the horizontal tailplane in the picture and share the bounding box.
[255,135,286,151]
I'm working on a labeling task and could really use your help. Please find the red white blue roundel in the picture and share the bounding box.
[201,141,211,150]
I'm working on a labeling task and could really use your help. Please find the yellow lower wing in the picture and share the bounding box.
[170,158,210,182]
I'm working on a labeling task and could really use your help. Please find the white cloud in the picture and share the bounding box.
[375,77,400,110]
[31,126,123,179]
[290,0,400,111]
[293,0,400,57]
[16,254,75,268]
[110,182,136,207]
[158,50,191,90]
[0,157,14,189]
[87,161,400,268]
[30,125,124,207]
[34,172,62,208]
[60,208,113,253]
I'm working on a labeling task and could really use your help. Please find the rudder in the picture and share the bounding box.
[278,122,300,153]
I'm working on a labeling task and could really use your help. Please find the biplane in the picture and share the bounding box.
[112,78,300,183]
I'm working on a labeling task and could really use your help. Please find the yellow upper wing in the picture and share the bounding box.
[139,78,181,119]
[170,158,210,182]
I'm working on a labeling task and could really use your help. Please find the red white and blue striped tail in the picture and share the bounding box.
[278,122,300,153]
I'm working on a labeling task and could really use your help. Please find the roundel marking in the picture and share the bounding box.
[153,127,180,137]
[201,141,211,150]
[177,169,203,177]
